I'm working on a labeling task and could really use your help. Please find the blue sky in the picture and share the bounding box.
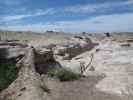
[0,0,133,32]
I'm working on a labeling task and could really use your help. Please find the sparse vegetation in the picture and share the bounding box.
[0,63,19,92]
[47,68,81,81]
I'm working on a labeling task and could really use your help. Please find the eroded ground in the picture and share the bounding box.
[0,31,133,100]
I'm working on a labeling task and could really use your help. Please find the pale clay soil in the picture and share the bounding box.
[43,37,133,100]
[0,32,133,100]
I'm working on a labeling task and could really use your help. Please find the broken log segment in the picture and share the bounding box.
[0,47,46,100]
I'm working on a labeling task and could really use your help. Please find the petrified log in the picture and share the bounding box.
[0,47,46,100]
[53,36,96,59]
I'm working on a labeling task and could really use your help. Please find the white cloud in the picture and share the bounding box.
[1,13,133,32]
[1,0,133,23]
[1,15,31,21]
[64,0,133,13]
[127,0,133,4]
[0,8,55,22]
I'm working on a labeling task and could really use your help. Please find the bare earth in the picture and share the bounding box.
[0,31,133,100]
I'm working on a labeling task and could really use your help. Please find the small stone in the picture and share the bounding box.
[89,66,95,71]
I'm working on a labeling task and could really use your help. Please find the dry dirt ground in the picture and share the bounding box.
[0,31,133,100]
[44,76,123,100]
[43,33,133,100]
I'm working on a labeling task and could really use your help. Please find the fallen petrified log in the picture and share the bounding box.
[0,47,46,100]
[0,41,28,47]
[53,36,97,60]
[120,43,131,47]
[0,40,27,60]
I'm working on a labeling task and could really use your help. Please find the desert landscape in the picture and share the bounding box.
[0,30,133,100]
[1,0,133,99]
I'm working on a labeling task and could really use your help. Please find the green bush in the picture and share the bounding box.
[47,68,81,81]
[0,63,19,92]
